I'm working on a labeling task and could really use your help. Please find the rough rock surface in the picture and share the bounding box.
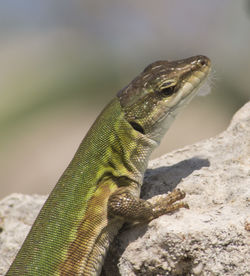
[0,102,249,276]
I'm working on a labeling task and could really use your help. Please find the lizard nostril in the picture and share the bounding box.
[199,59,207,66]
[196,56,210,67]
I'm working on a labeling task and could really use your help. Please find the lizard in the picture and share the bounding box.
[6,55,211,276]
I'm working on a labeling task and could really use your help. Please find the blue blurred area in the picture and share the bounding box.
[0,1,150,45]
[0,1,53,33]
[0,1,249,197]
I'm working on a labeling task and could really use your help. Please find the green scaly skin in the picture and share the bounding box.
[6,55,211,276]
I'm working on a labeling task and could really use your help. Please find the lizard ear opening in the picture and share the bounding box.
[129,121,145,134]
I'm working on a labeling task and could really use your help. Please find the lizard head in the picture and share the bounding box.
[117,55,211,143]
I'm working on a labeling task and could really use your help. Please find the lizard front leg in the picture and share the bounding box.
[108,187,189,223]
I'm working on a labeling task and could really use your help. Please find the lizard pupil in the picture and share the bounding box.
[129,121,145,134]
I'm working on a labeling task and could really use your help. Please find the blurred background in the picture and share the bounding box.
[1,0,249,198]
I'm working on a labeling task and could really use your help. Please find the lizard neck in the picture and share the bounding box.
[85,97,158,185]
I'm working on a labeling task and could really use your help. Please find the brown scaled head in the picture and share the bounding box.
[117,55,211,142]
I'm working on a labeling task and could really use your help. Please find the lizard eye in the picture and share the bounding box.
[129,121,145,134]
[160,86,176,96]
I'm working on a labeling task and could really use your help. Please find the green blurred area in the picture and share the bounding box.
[1,1,249,198]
